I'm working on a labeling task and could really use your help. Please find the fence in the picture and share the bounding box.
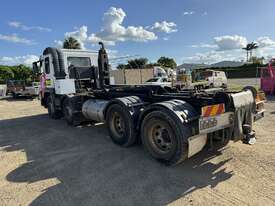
[110,68,154,85]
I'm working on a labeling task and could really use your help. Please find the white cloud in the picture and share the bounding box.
[202,12,208,16]
[183,51,224,64]
[256,36,275,48]
[54,40,63,48]
[88,7,157,45]
[65,26,88,49]
[214,35,248,50]
[163,37,170,41]
[182,50,245,64]
[0,55,39,66]
[8,21,51,32]
[106,49,118,58]
[58,7,158,48]
[191,43,218,49]
[151,21,177,33]
[185,35,275,64]
[183,11,195,16]
[0,33,35,45]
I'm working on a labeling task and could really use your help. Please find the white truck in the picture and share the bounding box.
[32,42,265,166]
[6,80,39,98]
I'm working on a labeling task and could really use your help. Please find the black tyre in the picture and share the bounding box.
[141,110,191,165]
[62,98,76,126]
[106,104,137,147]
[12,92,18,98]
[47,96,62,119]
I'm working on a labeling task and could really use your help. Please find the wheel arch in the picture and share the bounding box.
[103,96,144,120]
[137,99,199,132]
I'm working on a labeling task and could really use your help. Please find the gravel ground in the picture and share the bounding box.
[0,96,275,206]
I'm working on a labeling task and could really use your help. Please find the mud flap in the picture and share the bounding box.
[230,91,255,142]
[188,134,207,158]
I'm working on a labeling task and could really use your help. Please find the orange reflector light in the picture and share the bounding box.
[201,104,225,117]
[256,91,266,102]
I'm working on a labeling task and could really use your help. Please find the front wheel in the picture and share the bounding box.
[62,98,76,126]
[47,96,62,119]
[141,110,191,165]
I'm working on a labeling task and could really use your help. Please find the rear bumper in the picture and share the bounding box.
[199,112,234,134]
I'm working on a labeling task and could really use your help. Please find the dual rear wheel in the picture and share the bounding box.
[106,104,190,165]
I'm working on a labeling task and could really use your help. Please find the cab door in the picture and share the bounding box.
[42,55,55,88]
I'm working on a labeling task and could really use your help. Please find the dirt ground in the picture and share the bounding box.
[0,96,275,206]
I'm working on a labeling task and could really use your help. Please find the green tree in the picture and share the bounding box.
[0,66,14,83]
[117,64,127,70]
[63,37,81,49]
[10,65,32,81]
[157,57,177,69]
[127,58,148,69]
[242,42,258,62]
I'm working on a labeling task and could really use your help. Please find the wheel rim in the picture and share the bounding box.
[149,122,173,154]
[111,112,125,138]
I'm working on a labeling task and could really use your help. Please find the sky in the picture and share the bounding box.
[0,0,275,67]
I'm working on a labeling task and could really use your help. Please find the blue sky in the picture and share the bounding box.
[0,0,275,66]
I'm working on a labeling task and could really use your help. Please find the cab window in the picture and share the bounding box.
[45,57,50,74]
[67,57,91,67]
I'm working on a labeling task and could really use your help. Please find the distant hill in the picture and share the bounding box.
[177,61,245,70]
[209,61,245,68]
[177,63,208,70]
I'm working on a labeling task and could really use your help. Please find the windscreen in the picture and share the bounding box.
[67,57,91,67]
[197,71,213,80]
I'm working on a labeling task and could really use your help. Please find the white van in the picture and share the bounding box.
[199,70,227,88]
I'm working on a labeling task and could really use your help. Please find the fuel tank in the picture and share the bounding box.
[82,99,109,122]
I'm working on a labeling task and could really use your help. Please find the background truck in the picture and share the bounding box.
[175,67,208,90]
[6,80,39,98]
[176,68,227,90]
[144,77,172,87]
[259,58,275,95]
[196,70,228,88]
[32,42,265,165]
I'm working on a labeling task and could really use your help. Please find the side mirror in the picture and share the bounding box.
[33,62,40,74]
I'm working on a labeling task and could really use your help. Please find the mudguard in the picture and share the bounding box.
[231,90,254,141]
[104,96,144,121]
[141,99,199,124]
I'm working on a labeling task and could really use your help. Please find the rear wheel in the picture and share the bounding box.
[106,104,137,147]
[47,96,62,119]
[141,110,191,165]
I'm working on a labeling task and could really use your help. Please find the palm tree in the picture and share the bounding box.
[249,42,258,59]
[242,42,258,62]
[63,37,81,49]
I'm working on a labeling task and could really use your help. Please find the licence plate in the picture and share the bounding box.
[199,112,234,134]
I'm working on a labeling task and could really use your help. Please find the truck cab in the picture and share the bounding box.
[37,49,98,92]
